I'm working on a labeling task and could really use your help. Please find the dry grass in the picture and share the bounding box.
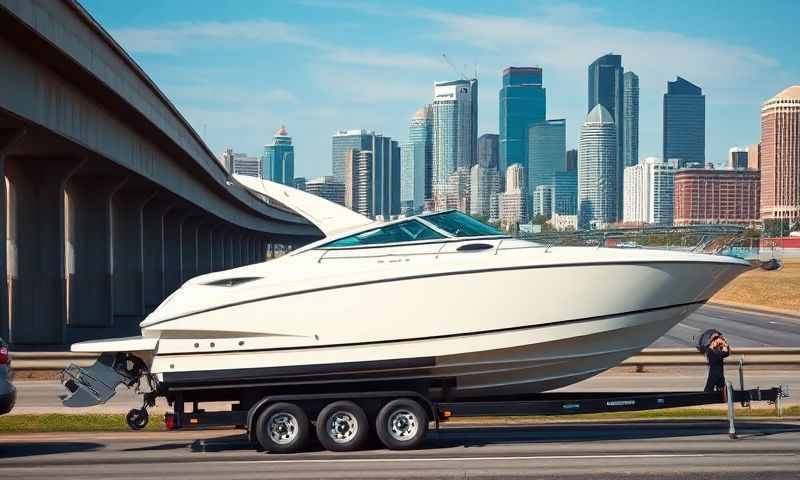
[712,260,800,313]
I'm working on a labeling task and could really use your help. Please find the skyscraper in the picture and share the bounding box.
[728,147,748,169]
[400,142,425,215]
[432,79,477,209]
[663,77,705,168]
[760,85,800,223]
[528,119,566,193]
[587,54,624,219]
[499,67,546,175]
[566,149,578,172]
[331,130,401,218]
[747,143,761,170]
[674,167,760,225]
[343,149,373,217]
[578,105,618,229]
[469,164,500,218]
[221,148,235,173]
[532,185,553,219]
[623,71,639,167]
[408,105,433,201]
[262,125,294,185]
[478,133,499,169]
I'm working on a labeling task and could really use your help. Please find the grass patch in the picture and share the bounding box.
[447,405,800,424]
[712,260,800,312]
[0,414,165,433]
[1,406,797,433]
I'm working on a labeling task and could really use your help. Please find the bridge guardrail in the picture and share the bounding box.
[9,348,800,371]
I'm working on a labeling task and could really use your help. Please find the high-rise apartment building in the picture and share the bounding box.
[760,86,800,223]
[262,126,294,185]
[728,147,749,170]
[578,105,618,229]
[623,158,676,225]
[663,77,705,168]
[305,176,345,205]
[408,105,433,201]
[623,71,639,167]
[343,149,373,217]
[528,119,566,193]
[588,53,624,218]
[478,133,499,169]
[470,164,500,219]
[552,170,578,215]
[674,167,760,225]
[499,67,546,175]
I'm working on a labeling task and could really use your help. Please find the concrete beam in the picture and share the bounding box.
[197,220,215,275]
[5,155,85,345]
[180,215,202,283]
[210,225,227,272]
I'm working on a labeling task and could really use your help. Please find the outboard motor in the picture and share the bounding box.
[697,329,730,392]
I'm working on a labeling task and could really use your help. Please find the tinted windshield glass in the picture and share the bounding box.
[422,211,504,237]
[323,220,445,248]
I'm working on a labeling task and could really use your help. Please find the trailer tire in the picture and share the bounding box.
[316,400,369,452]
[255,402,310,453]
[375,398,428,450]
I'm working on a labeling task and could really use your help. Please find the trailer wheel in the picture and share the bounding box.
[255,402,310,453]
[375,398,428,450]
[315,400,369,452]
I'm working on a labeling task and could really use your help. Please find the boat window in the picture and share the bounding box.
[322,220,445,248]
[421,211,504,237]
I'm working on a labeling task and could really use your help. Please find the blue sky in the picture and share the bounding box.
[80,0,799,178]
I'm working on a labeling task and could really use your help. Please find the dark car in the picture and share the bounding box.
[0,337,15,415]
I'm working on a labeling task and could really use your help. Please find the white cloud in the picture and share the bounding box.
[111,19,320,54]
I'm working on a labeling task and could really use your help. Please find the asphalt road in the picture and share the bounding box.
[652,304,800,348]
[1,421,799,479]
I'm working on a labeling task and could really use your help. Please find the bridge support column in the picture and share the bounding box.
[181,215,201,283]
[64,175,127,338]
[4,155,84,345]
[142,195,175,314]
[111,188,155,335]
[0,129,26,342]
[164,209,190,295]
[197,221,214,275]
[211,225,227,272]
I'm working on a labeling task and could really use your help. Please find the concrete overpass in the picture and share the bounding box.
[0,0,322,347]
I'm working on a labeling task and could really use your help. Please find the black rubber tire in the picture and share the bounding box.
[315,400,369,452]
[255,402,310,453]
[375,398,428,450]
[125,408,149,430]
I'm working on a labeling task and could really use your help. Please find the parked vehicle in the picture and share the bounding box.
[0,338,15,415]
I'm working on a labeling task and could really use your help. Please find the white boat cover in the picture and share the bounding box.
[233,174,374,237]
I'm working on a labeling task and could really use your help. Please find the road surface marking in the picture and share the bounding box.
[217,453,708,464]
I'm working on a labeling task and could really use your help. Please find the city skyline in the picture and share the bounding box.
[80,0,799,179]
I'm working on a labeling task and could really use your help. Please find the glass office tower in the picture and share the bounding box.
[262,126,294,185]
[663,77,705,168]
[499,67,546,176]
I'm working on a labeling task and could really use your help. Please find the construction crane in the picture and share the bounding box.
[441,53,476,81]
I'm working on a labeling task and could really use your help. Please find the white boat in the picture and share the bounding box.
[62,176,750,408]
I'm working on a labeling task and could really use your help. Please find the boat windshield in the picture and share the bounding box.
[322,219,445,248]
[421,211,504,237]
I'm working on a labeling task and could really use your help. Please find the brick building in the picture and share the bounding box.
[674,168,760,225]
